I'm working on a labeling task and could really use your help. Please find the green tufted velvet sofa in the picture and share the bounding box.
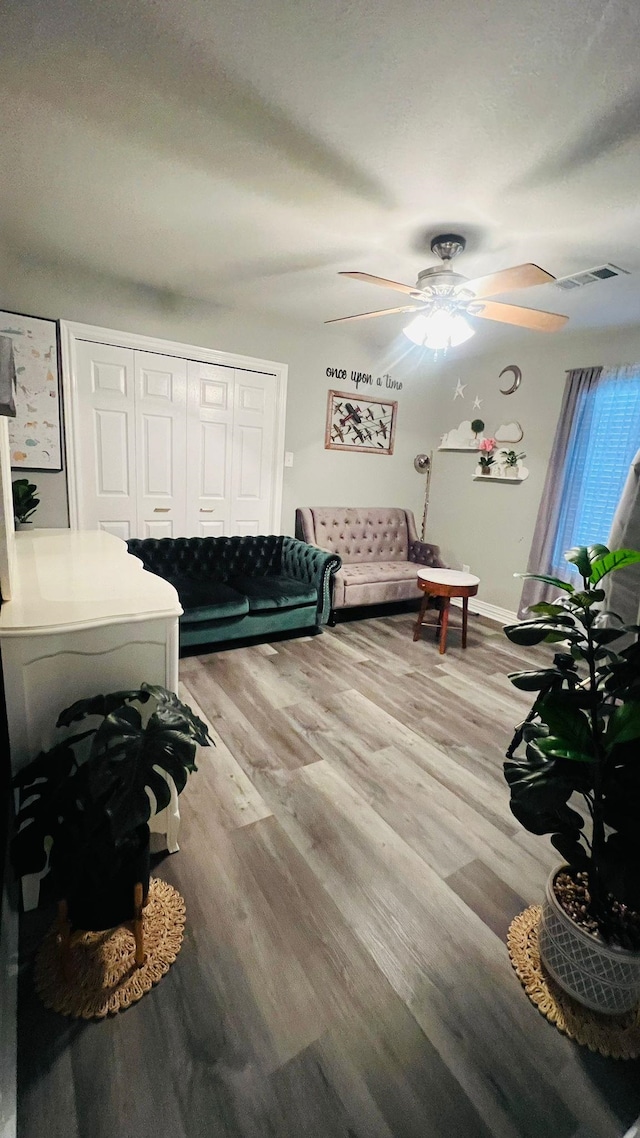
[126,535,341,650]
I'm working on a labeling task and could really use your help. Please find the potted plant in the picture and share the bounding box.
[12,684,212,931]
[471,418,485,444]
[477,437,497,475]
[504,543,640,1013]
[12,478,39,527]
[501,449,526,478]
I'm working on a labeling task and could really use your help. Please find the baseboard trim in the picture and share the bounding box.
[451,596,517,626]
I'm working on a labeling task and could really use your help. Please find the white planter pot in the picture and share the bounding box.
[538,866,640,1015]
[504,466,519,478]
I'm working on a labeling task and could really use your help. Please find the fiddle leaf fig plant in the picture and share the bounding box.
[12,684,212,893]
[504,544,640,947]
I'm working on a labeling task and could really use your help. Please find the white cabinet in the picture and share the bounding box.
[68,331,285,540]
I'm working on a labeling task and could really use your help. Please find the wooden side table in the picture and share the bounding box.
[413,568,480,654]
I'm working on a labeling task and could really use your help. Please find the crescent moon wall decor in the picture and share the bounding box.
[499,364,522,394]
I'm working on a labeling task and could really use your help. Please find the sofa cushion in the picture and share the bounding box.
[338,561,420,588]
[172,577,249,624]
[231,575,318,612]
[304,508,411,564]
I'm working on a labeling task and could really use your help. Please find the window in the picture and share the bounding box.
[551,365,640,575]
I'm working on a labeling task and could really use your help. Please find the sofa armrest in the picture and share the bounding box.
[281,537,342,624]
[409,540,446,569]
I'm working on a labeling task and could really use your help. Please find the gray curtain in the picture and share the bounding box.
[604,447,640,626]
[518,365,602,617]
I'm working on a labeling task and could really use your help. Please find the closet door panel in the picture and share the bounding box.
[135,353,187,538]
[231,373,277,535]
[73,341,137,538]
[186,362,233,536]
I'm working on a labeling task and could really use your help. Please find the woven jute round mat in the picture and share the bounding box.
[508,904,640,1059]
[34,877,185,1019]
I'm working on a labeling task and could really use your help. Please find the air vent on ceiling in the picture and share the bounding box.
[554,263,631,290]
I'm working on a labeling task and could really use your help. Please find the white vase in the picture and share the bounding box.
[504,466,519,479]
[538,866,640,1015]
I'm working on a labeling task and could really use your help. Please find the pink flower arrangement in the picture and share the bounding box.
[478,437,497,453]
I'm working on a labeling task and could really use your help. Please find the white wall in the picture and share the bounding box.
[422,324,640,614]
[0,251,433,535]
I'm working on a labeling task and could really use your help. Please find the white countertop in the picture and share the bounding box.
[0,529,182,636]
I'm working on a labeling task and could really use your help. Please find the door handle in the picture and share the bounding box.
[200,508,215,513]
[153,507,171,513]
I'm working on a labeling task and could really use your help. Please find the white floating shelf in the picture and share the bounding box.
[473,464,529,483]
[473,474,524,483]
[438,445,480,452]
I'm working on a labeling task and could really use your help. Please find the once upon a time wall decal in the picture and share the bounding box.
[325,390,398,455]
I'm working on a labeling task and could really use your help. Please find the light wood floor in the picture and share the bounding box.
[18,611,640,1137]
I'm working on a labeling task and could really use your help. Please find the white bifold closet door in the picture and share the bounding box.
[73,341,278,539]
[186,361,277,537]
[135,352,187,539]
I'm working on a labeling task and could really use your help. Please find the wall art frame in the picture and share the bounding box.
[1,309,63,471]
[324,389,398,455]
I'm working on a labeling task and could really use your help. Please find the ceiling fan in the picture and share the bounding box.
[325,234,569,348]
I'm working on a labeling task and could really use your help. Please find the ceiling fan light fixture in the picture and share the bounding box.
[403,310,475,349]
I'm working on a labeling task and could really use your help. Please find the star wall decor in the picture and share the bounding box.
[453,379,466,400]
[473,395,483,410]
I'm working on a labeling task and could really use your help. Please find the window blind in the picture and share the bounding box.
[551,366,640,574]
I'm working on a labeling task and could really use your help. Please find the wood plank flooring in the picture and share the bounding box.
[17,611,640,1137]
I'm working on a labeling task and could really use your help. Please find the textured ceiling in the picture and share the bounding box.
[2,0,640,349]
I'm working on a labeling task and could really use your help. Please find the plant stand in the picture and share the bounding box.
[35,878,185,1018]
[507,905,640,1059]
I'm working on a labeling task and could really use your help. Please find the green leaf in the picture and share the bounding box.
[504,621,575,646]
[564,546,592,577]
[590,549,640,586]
[605,701,640,751]
[504,744,586,836]
[550,833,590,869]
[591,626,626,647]
[587,544,610,565]
[515,572,574,593]
[508,669,563,692]
[538,736,595,762]
[537,694,593,749]
[528,602,567,616]
[57,689,150,727]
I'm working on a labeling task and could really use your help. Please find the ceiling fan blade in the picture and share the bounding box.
[460,263,556,299]
[468,300,568,332]
[325,305,422,325]
[339,271,420,297]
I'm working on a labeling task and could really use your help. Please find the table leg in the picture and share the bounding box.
[439,598,450,655]
[413,593,429,642]
[462,595,469,649]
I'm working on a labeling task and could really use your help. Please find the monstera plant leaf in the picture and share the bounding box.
[11,684,213,884]
[86,692,208,846]
[56,689,151,728]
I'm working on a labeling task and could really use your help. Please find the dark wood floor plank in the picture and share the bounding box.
[445,858,529,941]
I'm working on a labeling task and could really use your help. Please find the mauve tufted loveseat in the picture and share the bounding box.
[294,507,444,617]
[127,535,341,650]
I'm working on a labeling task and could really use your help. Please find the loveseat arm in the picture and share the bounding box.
[409,540,445,569]
[281,537,342,625]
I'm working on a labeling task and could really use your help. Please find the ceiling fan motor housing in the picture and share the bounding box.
[415,267,468,297]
